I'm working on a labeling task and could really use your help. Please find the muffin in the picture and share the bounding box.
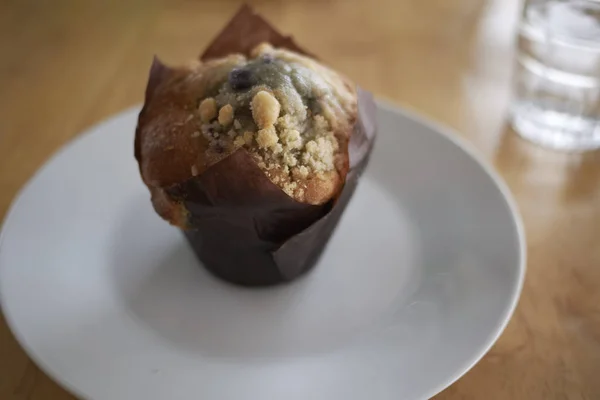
[135,6,376,286]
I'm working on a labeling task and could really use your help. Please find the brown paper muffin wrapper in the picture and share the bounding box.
[139,5,377,286]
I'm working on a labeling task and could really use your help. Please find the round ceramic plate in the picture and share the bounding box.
[0,102,525,400]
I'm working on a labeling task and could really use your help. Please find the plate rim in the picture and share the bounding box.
[0,100,526,400]
[377,99,527,399]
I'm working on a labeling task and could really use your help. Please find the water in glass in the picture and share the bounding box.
[510,0,600,150]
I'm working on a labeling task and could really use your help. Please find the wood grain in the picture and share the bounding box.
[1,0,599,399]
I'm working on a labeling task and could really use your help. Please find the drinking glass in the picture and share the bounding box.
[510,0,600,151]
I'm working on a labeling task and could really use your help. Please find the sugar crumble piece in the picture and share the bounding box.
[233,136,245,147]
[243,131,254,144]
[305,140,318,154]
[283,181,298,196]
[313,114,329,132]
[218,104,234,126]
[191,165,199,176]
[302,137,335,172]
[283,153,297,167]
[250,42,274,58]
[272,143,283,154]
[251,90,280,129]
[280,129,302,150]
[198,98,217,123]
[276,114,295,131]
[293,166,310,179]
[190,131,200,138]
[256,126,279,150]
[233,119,242,130]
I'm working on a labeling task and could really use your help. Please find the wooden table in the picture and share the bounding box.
[1,1,599,399]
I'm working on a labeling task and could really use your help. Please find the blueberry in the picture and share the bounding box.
[228,68,255,90]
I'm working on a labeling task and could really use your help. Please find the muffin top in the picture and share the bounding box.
[138,43,357,210]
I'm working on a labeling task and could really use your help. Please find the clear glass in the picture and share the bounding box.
[509,0,600,151]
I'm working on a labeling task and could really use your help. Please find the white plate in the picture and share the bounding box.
[0,102,525,400]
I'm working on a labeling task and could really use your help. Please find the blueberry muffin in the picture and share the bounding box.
[136,43,358,228]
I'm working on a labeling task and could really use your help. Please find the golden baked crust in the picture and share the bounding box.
[136,44,358,226]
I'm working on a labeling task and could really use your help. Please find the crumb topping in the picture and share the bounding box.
[198,98,217,123]
[218,104,234,126]
[251,90,281,129]
[256,126,279,150]
[169,44,356,203]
